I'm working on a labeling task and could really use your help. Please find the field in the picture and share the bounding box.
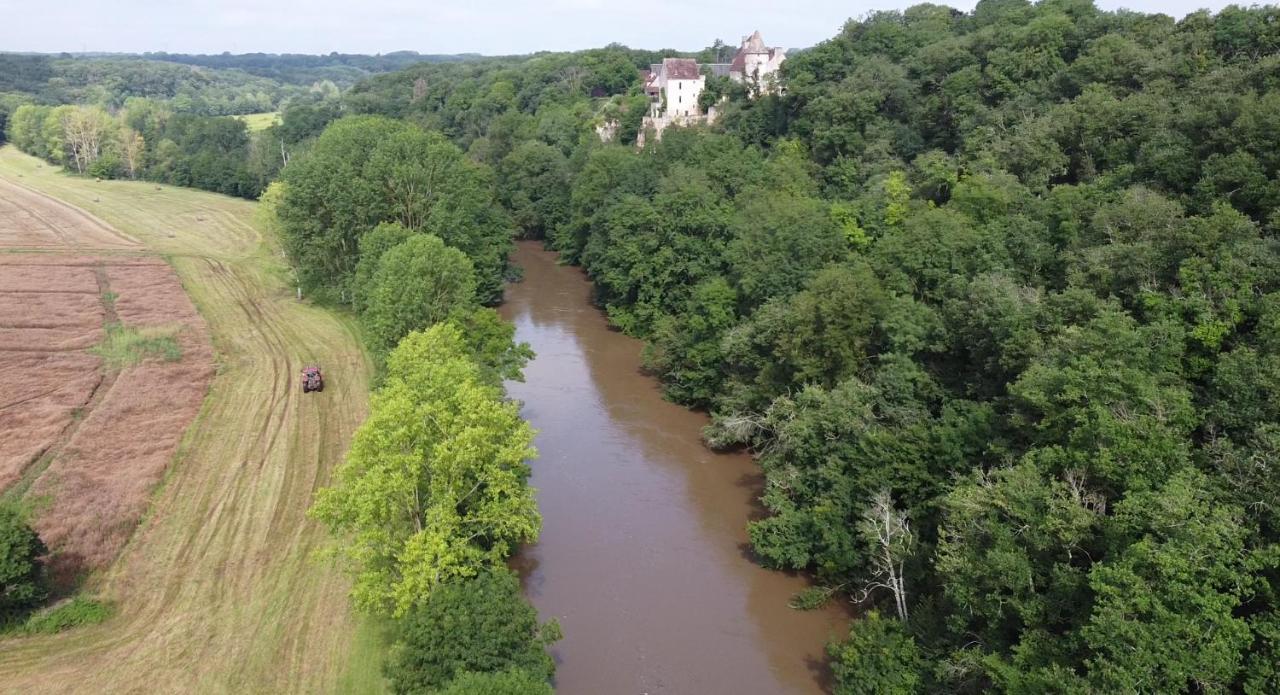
[0,253,214,586]
[234,111,281,132]
[0,146,382,693]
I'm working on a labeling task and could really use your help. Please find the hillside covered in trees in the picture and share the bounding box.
[317,2,1280,691]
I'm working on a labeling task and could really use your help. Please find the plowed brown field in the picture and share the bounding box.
[0,255,214,584]
[0,146,381,694]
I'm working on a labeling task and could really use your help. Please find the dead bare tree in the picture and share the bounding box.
[61,107,112,175]
[121,128,145,180]
[855,489,915,620]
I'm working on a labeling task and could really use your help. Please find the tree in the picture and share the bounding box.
[384,569,559,694]
[279,116,513,303]
[352,221,416,313]
[0,505,47,620]
[119,126,145,179]
[309,325,539,617]
[828,611,927,695]
[856,490,914,620]
[726,193,848,308]
[61,105,114,175]
[362,234,477,356]
[497,141,570,239]
[446,308,535,387]
[1082,470,1251,692]
[279,115,410,299]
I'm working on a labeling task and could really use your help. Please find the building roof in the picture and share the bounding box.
[742,30,767,54]
[663,57,701,80]
[707,63,733,77]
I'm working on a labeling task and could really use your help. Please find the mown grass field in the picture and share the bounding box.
[235,111,281,132]
[0,146,385,694]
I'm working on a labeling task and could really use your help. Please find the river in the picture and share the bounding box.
[500,242,850,694]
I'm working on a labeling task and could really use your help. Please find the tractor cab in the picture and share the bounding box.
[301,365,324,393]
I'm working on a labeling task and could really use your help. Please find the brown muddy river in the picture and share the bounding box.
[501,242,849,694]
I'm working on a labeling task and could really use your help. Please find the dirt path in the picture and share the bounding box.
[0,147,381,693]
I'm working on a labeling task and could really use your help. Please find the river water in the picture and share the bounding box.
[501,242,850,694]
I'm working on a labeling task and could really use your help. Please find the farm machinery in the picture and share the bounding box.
[301,365,324,393]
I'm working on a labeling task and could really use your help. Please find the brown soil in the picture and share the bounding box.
[0,198,212,587]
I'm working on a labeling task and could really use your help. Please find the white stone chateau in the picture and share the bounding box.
[639,31,786,143]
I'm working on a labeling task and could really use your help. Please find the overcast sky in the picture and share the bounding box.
[0,0,1239,55]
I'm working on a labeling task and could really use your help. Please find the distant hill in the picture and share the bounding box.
[0,51,484,116]
[133,51,483,86]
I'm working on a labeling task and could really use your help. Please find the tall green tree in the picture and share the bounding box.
[310,325,538,617]
[362,234,477,356]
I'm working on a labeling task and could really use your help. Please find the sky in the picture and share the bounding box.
[0,0,1242,55]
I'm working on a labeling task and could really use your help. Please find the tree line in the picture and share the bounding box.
[4,96,340,199]
[338,2,1280,692]
[264,113,558,691]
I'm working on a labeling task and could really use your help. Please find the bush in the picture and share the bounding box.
[385,569,559,694]
[0,505,47,621]
[21,597,111,634]
[87,152,123,179]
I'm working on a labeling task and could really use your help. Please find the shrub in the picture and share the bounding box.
[22,597,111,634]
[91,323,182,369]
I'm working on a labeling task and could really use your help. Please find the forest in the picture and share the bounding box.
[318,2,1280,692]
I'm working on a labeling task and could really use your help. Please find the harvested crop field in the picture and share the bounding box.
[0,176,138,250]
[0,253,214,584]
[0,146,380,694]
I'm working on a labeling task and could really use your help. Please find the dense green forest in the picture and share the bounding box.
[279,2,1280,692]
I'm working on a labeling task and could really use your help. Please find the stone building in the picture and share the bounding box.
[729,30,786,90]
[647,57,705,120]
[636,30,786,145]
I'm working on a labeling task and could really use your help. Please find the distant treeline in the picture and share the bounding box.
[4,97,339,198]
[0,51,471,116]
[0,54,307,116]
[138,51,477,85]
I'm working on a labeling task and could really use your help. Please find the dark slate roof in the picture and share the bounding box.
[707,63,732,77]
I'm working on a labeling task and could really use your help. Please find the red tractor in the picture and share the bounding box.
[301,365,324,393]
